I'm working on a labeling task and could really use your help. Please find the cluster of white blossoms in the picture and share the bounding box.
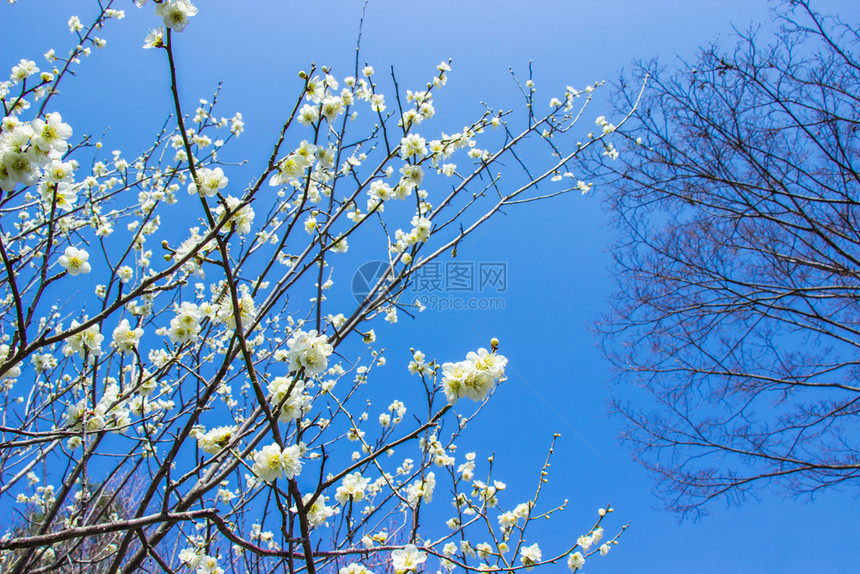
[112,318,144,352]
[63,320,103,359]
[215,291,255,330]
[390,544,427,574]
[379,398,407,427]
[576,525,611,557]
[178,547,223,574]
[497,500,532,530]
[595,115,617,135]
[283,328,333,377]
[167,301,203,344]
[334,471,370,504]
[443,487,614,572]
[564,524,610,571]
[407,350,428,374]
[251,443,303,483]
[195,425,237,454]
[172,227,213,278]
[154,0,197,33]
[439,454,616,573]
[269,140,318,189]
[390,214,432,253]
[268,376,312,422]
[297,493,338,528]
[64,382,130,436]
[188,166,228,197]
[262,62,486,260]
[215,195,255,235]
[0,344,21,387]
[520,542,542,570]
[15,484,58,522]
[440,347,508,404]
[0,112,73,192]
[405,471,436,506]
[400,133,428,160]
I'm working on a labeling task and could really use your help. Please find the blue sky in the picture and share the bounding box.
[4,1,859,572]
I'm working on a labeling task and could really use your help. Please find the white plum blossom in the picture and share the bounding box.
[168,301,202,344]
[64,320,103,358]
[298,104,320,126]
[251,443,303,482]
[216,291,255,330]
[112,319,143,352]
[498,511,517,530]
[178,548,203,571]
[406,472,436,505]
[576,533,594,551]
[216,195,254,234]
[155,0,197,32]
[296,493,337,528]
[63,383,129,433]
[251,444,284,482]
[369,93,385,112]
[335,472,370,504]
[43,159,74,183]
[142,27,164,49]
[390,544,426,574]
[0,344,21,383]
[513,501,532,519]
[567,552,585,570]
[304,215,318,234]
[10,59,38,82]
[172,227,212,277]
[196,555,224,574]
[458,452,476,481]
[117,265,134,283]
[279,445,303,479]
[31,352,56,374]
[2,150,40,190]
[476,542,493,560]
[321,96,344,122]
[330,235,348,253]
[178,549,223,574]
[400,134,427,160]
[31,112,72,155]
[408,351,426,375]
[599,543,611,556]
[268,376,312,422]
[286,329,333,376]
[196,425,237,454]
[440,347,507,404]
[58,246,91,275]
[188,166,228,197]
[520,543,542,570]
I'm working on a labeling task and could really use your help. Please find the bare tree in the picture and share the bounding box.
[593,0,860,517]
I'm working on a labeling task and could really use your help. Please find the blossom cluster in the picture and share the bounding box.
[282,328,333,377]
[0,112,73,193]
[251,443,303,483]
[440,347,508,404]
